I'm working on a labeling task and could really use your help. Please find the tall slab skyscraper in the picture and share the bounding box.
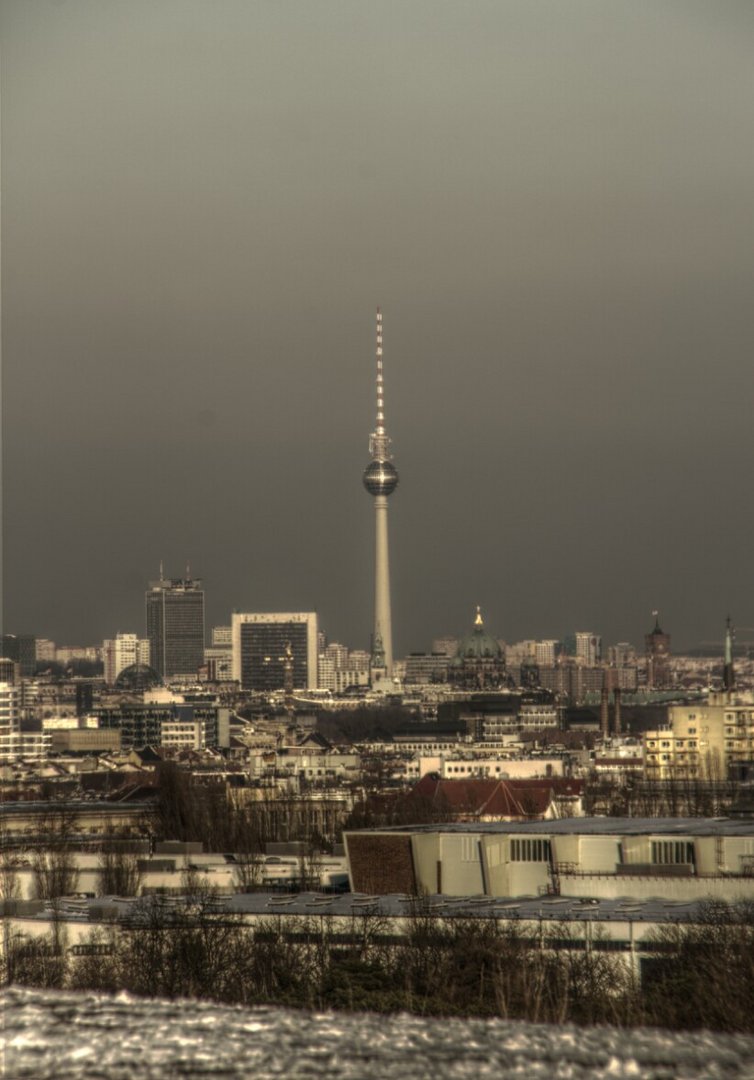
[145,571,205,679]
[362,309,399,677]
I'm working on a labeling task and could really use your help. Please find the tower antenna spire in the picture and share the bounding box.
[376,306,384,435]
[369,307,391,461]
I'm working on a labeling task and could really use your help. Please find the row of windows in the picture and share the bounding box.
[651,841,695,865]
[510,839,551,863]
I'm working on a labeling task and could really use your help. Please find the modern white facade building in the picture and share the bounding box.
[534,640,560,667]
[318,643,371,693]
[0,682,21,760]
[102,633,151,684]
[0,682,50,760]
[575,632,602,666]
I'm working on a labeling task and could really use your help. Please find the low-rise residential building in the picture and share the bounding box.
[644,693,754,781]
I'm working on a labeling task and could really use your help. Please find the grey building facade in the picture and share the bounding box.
[231,612,318,691]
[145,576,205,678]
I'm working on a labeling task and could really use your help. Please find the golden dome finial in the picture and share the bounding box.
[475,605,483,628]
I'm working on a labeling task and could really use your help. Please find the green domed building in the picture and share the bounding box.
[448,607,509,690]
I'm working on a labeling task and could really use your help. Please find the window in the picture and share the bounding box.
[510,838,551,862]
[651,840,694,865]
[461,837,477,862]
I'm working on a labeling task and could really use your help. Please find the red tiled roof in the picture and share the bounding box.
[411,775,572,820]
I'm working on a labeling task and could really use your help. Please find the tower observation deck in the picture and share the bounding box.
[363,308,398,677]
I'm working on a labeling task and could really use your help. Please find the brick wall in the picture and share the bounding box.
[346,834,416,894]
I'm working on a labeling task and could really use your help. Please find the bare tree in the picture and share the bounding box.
[30,805,80,901]
[0,824,24,901]
[96,829,143,896]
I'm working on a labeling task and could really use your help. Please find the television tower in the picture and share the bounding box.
[363,308,399,677]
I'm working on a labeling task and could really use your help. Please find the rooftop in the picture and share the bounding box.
[7,890,728,927]
[346,816,754,837]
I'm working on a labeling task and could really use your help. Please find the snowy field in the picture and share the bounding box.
[3,986,754,1079]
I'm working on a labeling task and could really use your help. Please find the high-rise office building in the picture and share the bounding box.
[0,682,21,760]
[0,635,37,677]
[231,613,318,691]
[535,640,560,667]
[103,632,151,684]
[575,632,602,666]
[35,639,57,664]
[362,308,399,677]
[145,572,205,678]
[0,659,19,684]
[317,642,371,694]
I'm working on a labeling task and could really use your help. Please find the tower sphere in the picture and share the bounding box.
[363,459,399,497]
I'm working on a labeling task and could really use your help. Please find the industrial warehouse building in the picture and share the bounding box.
[0,891,744,986]
[343,818,754,903]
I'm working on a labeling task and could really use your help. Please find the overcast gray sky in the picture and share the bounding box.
[2,1,754,654]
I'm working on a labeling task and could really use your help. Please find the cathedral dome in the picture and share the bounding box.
[454,607,503,661]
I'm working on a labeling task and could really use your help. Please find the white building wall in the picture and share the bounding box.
[438,834,485,894]
[103,634,151,685]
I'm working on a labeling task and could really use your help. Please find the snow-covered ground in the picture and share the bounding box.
[3,986,754,1079]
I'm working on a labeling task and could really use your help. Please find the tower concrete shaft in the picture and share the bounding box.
[362,308,399,678]
[373,495,393,675]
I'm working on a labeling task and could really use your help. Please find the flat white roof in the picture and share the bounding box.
[346,816,754,837]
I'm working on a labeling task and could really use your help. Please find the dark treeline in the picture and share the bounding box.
[151,761,453,853]
[4,895,754,1032]
[584,775,741,817]
[152,763,344,852]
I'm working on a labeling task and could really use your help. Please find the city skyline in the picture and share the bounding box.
[3,3,754,653]
[19,592,741,662]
